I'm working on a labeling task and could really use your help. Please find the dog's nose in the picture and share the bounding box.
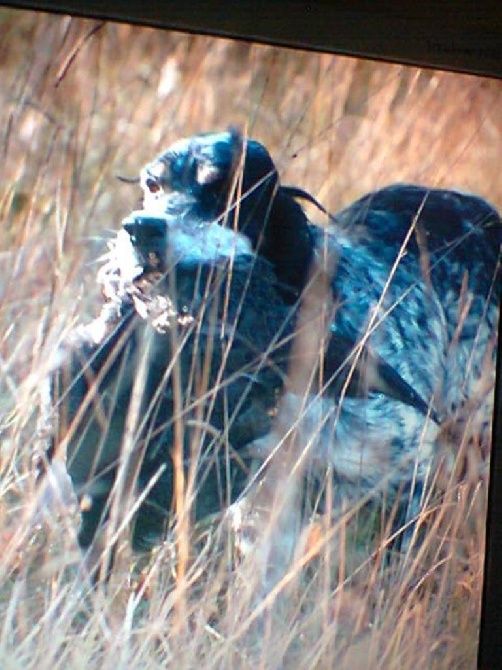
[123,214,167,245]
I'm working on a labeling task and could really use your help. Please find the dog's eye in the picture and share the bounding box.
[146,178,161,194]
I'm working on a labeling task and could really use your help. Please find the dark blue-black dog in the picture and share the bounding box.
[41,129,500,564]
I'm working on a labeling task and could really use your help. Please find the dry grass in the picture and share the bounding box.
[0,7,500,669]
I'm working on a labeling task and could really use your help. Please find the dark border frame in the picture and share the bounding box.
[2,1,502,78]
[2,1,501,666]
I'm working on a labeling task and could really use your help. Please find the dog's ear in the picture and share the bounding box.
[195,159,224,186]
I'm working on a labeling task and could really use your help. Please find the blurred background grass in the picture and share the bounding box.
[0,7,500,669]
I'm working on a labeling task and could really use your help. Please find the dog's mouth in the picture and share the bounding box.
[122,212,168,274]
[97,214,195,333]
[96,213,169,308]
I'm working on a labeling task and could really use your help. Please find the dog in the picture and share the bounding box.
[39,128,501,569]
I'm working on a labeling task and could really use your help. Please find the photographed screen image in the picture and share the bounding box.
[0,8,500,668]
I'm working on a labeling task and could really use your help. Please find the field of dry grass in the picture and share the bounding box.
[0,8,500,669]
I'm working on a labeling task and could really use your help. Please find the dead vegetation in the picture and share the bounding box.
[0,8,500,669]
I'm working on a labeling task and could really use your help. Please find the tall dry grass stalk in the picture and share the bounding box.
[0,8,500,669]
